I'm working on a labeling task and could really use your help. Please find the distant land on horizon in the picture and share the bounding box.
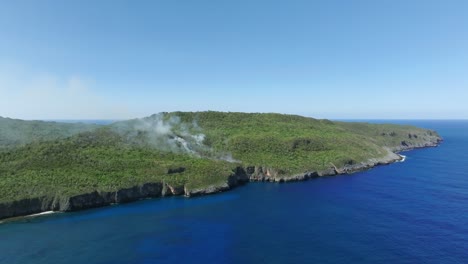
[2,112,467,124]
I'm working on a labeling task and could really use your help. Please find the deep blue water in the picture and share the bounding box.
[1,120,468,264]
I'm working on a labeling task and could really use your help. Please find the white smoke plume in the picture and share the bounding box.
[217,153,240,163]
[111,113,206,156]
[111,113,238,162]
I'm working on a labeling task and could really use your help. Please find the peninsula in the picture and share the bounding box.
[0,112,442,220]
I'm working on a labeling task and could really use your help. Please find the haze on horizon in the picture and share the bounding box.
[1,0,467,120]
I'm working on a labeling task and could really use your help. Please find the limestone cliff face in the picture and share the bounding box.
[0,183,164,219]
[65,183,164,211]
[0,171,251,220]
[185,168,250,197]
[0,198,48,220]
[390,136,442,153]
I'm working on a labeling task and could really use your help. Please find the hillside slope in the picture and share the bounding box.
[0,112,442,220]
[0,117,101,150]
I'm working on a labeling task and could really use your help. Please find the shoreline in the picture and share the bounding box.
[27,211,55,217]
[0,211,56,224]
[0,142,441,223]
[398,155,407,162]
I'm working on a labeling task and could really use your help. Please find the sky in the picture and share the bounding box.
[0,0,467,120]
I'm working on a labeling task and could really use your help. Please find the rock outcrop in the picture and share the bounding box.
[390,136,442,153]
[0,183,164,219]
[185,167,250,197]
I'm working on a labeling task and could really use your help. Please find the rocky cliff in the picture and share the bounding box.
[0,173,250,220]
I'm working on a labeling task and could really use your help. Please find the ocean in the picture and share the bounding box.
[1,120,467,264]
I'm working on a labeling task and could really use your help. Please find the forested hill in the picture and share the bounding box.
[0,112,442,220]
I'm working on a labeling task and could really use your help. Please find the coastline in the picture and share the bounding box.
[0,211,56,224]
[27,211,55,217]
[398,155,407,162]
[0,140,441,222]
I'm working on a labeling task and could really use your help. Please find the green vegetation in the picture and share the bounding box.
[0,117,100,150]
[0,112,441,204]
[0,128,236,203]
[174,112,438,173]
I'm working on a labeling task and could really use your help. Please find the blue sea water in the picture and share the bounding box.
[1,120,468,264]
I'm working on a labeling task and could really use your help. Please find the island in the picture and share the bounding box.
[0,112,442,220]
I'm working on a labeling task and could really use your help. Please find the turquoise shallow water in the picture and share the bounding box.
[1,120,467,264]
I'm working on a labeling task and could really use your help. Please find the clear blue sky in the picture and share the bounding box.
[1,0,467,119]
